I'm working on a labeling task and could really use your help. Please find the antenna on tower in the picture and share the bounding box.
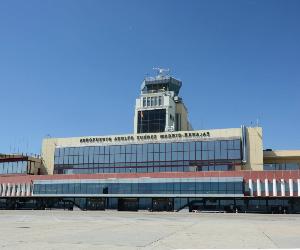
[153,67,170,77]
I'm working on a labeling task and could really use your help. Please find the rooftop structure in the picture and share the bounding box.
[134,69,192,134]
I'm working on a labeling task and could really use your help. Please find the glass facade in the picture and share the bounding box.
[137,109,166,133]
[0,161,27,174]
[263,162,300,170]
[54,139,241,174]
[33,179,243,196]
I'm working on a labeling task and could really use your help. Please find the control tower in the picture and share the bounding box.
[134,68,192,134]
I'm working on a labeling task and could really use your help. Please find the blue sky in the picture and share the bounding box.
[0,0,299,154]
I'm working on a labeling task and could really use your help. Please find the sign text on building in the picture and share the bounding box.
[79,131,210,144]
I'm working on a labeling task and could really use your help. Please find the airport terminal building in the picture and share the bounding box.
[1,70,300,213]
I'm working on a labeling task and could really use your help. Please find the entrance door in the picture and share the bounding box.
[152,198,173,211]
[118,198,138,211]
[86,198,106,210]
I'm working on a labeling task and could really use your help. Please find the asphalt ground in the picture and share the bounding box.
[0,210,299,249]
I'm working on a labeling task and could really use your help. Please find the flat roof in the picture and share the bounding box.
[0,154,41,163]
[263,150,300,160]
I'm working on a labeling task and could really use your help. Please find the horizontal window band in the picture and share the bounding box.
[31,193,244,198]
[33,177,243,184]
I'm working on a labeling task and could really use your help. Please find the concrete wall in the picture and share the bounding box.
[244,127,264,170]
[41,138,59,175]
[175,102,191,131]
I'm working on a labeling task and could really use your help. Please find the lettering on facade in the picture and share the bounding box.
[159,131,210,139]
[79,131,210,144]
[137,134,157,140]
[80,137,113,143]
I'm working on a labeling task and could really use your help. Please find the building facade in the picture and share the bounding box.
[0,70,300,213]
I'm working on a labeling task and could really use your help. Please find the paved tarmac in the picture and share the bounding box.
[0,210,299,249]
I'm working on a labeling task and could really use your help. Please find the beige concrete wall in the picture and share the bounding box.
[243,127,263,170]
[41,138,59,175]
[27,156,43,175]
[175,102,190,131]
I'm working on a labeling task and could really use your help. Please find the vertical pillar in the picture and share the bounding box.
[1,184,3,195]
[26,183,31,196]
[21,183,25,196]
[257,179,261,196]
[265,179,269,196]
[280,179,285,197]
[16,183,20,196]
[23,183,27,196]
[289,179,293,197]
[6,183,11,197]
[249,179,253,196]
[2,183,6,196]
[273,179,277,196]
[298,179,300,197]
[11,183,16,197]
[0,184,2,196]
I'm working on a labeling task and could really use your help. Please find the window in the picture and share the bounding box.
[220,141,227,159]
[263,162,300,171]
[150,97,154,106]
[53,139,242,174]
[158,96,162,106]
[137,109,166,133]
